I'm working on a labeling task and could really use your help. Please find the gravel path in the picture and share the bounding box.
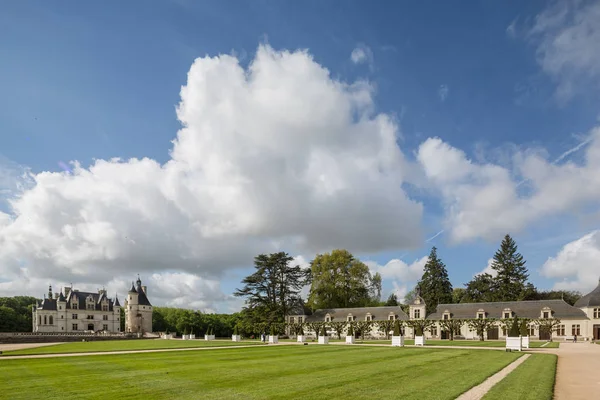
[455,354,530,400]
[551,342,600,400]
[0,342,64,352]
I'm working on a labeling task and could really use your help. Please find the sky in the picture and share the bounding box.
[1,0,600,313]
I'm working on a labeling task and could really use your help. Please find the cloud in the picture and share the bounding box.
[350,43,374,70]
[506,16,519,38]
[417,127,600,243]
[367,256,428,302]
[540,230,600,293]
[438,84,449,102]
[528,0,600,101]
[0,45,424,307]
[475,258,496,277]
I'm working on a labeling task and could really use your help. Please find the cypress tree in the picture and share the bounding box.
[322,325,328,337]
[347,323,354,336]
[233,325,239,335]
[417,247,453,314]
[270,325,275,337]
[509,316,520,337]
[393,320,401,336]
[491,234,530,301]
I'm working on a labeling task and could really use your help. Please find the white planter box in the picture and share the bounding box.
[182,334,189,340]
[162,334,172,339]
[269,335,278,344]
[521,336,529,349]
[346,335,355,344]
[506,336,522,351]
[392,335,404,347]
[232,335,241,342]
[297,335,304,343]
[415,336,425,346]
[204,334,215,341]
[318,336,329,344]
[189,334,195,340]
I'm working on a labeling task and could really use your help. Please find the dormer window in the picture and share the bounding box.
[388,314,395,321]
[541,307,552,319]
[365,313,372,322]
[477,309,485,319]
[325,314,331,323]
[502,308,512,319]
[443,314,449,320]
[347,314,354,322]
[414,309,421,319]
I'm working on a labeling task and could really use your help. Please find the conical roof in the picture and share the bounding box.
[574,278,600,308]
[128,282,137,293]
[58,291,66,302]
[114,295,120,307]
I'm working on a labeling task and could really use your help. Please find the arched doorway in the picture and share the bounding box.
[88,324,94,331]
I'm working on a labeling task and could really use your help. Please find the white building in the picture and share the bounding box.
[32,276,154,334]
[124,276,153,334]
[33,285,122,333]
[287,279,600,341]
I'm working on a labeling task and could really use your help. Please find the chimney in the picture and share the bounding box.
[142,286,147,295]
[64,287,71,297]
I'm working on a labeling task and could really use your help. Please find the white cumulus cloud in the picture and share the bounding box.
[350,43,374,70]
[0,45,423,308]
[541,230,600,293]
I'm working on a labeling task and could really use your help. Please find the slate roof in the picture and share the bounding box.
[428,299,588,320]
[63,290,117,311]
[305,306,408,322]
[38,298,57,311]
[574,279,600,308]
[136,285,152,306]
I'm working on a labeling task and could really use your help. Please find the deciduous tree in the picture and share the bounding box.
[439,318,464,340]
[466,318,497,341]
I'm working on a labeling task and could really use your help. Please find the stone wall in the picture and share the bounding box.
[0,332,143,344]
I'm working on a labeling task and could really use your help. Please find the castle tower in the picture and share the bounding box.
[124,276,153,334]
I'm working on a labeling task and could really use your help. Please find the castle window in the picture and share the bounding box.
[414,309,420,319]
[44,315,47,325]
[443,314,449,320]
[594,308,600,319]
[388,315,394,320]
[431,326,437,336]
[557,325,566,336]
[72,304,78,310]
[87,315,94,320]
[49,316,53,325]
[366,314,372,322]
[571,325,580,336]
[103,324,108,331]
[504,312,510,319]
[72,323,78,330]
[325,314,331,322]
[59,306,62,310]
[103,315,108,321]
[72,314,77,319]
[543,311,549,319]
[347,315,353,322]
[38,316,41,325]
[102,305,108,311]
[61,315,63,319]
[477,313,484,319]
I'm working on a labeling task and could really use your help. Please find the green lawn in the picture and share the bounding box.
[2,339,263,356]
[483,354,557,400]
[0,345,522,400]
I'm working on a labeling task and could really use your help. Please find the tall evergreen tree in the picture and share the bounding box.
[491,234,530,301]
[416,247,453,315]
[234,252,307,324]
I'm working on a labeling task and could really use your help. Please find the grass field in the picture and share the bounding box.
[2,339,263,356]
[482,354,557,400]
[0,345,522,400]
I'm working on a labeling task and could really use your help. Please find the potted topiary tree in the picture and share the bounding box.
[232,324,241,342]
[346,322,355,344]
[183,327,189,340]
[269,324,278,344]
[519,319,530,349]
[318,324,329,344]
[392,319,404,347]
[297,324,305,343]
[505,315,522,352]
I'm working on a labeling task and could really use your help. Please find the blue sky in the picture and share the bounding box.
[1,0,600,311]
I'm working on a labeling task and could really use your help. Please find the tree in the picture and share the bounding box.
[384,293,399,306]
[491,234,530,301]
[452,288,466,304]
[529,290,582,306]
[417,247,454,314]
[535,318,562,342]
[306,322,323,338]
[355,321,372,340]
[508,315,520,337]
[376,320,394,339]
[393,320,402,336]
[439,319,464,340]
[235,252,307,324]
[347,322,354,337]
[329,322,347,339]
[463,273,497,303]
[407,319,435,337]
[307,249,379,309]
[466,318,497,341]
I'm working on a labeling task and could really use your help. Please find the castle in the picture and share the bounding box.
[32,276,153,334]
